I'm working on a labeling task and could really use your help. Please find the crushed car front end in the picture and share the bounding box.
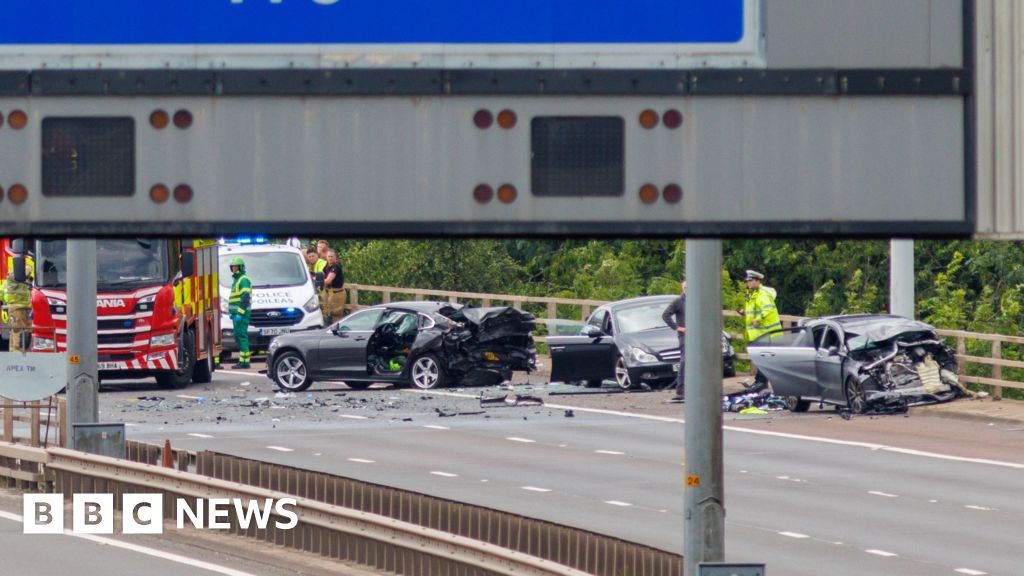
[849,327,967,408]
[437,306,537,386]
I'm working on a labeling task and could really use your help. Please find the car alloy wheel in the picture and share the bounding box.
[614,355,633,390]
[275,352,312,392]
[845,377,867,414]
[411,355,445,390]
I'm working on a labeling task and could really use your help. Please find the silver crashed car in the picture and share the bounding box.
[749,314,967,414]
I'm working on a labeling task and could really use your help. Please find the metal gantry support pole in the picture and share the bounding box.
[683,239,725,576]
[890,239,915,318]
[65,239,98,448]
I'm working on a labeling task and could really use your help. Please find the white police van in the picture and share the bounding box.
[218,237,324,362]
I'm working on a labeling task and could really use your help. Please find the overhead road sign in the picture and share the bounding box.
[1,0,763,70]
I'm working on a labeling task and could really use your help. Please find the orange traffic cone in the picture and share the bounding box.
[162,439,173,468]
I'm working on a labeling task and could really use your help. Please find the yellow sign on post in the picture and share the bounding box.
[68,355,80,364]
[687,475,701,487]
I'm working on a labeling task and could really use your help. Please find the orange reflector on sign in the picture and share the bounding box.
[150,110,169,129]
[8,184,27,204]
[8,110,27,130]
[497,184,517,204]
[497,109,517,129]
[639,109,659,129]
[150,184,170,204]
[639,184,658,204]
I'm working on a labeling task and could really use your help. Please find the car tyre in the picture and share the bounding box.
[410,354,446,390]
[156,330,195,390]
[784,396,811,413]
[344,382,372,391]
[273,351,314,392]
[614,355,634,390]
[845,377,868,414]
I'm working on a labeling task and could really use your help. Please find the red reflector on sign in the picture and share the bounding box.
[474,109,493,129]
[663,109,683,129]
[663,184,683,204]
[173,184,193,203]
[173,110,193,129]
[473,184,494,204]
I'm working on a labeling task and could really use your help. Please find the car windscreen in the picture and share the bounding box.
[846,329,934,352]
[37,238,169,289]
[613,302,672,334]
[219,252,308,288]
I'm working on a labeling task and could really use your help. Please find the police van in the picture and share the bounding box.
[218,237,324,362]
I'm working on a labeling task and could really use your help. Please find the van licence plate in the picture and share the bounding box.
[259,328,289,337]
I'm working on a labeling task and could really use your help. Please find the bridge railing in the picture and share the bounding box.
[347,284,1024,399]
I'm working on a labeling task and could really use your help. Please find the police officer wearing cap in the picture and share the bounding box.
[739,269,780,389]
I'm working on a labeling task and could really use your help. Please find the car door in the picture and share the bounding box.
[548,309,617,383]
[748,326,819,399]
[319,308,384,380]
[814,324,846,401]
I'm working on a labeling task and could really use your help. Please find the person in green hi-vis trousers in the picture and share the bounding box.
[228,256,253,369]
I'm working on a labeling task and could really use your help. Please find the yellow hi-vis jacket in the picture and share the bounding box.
[3,271,31,309]
[744,286,781,342]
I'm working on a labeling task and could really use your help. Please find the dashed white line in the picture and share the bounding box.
[265,446,294,452]
[868,491,899,498]
[778,532,810,539]
[604,500,633,507]
[865,549,898,558]
[176,395,201,400]
[187,433,214,439]
[521,486,552,492]
[965,505,996,511]
[955,568,988,575]
[595,450,625,455]
[422,425,449,430]
[430,471,459,478]
[506,437,536,443]
[340,414,369,420]
[347,458,375,464]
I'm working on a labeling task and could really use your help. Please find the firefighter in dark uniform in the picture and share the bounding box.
[228,256,253,369]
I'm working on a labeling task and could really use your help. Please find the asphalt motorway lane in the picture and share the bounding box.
[96,362,1023,576]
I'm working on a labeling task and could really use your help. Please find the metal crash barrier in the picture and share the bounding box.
[2,440,683,576]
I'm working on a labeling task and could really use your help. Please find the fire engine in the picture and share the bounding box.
[28,238,221,388]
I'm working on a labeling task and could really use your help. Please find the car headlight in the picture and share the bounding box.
[302,295,319,313]
[219,297,229,315]
[629,346,659,364]
[268,339,281,352]
[32,337,55,351]
[151,333,176,347]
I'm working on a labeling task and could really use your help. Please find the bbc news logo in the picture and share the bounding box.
[23,494,298,534]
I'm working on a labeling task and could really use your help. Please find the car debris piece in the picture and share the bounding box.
[479,394,544,407]
[434,407,486,418]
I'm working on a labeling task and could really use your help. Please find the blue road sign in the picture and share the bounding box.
[4,0,744,45]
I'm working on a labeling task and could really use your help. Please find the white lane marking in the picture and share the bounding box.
[778,532,810,539]
[506,437,536,443]
[347,458,375,464]
[521,486,552,492]
[929,499,939,503]
[0,511,259,576]
[218,370,265,377]
[340,414,369,420]
[955,568,988,575]
[422,425,450,430]
[187,433,214,439]
[965,505,996,511]
[265,446,294,452]
[407,390,1024,469]
[176,395,202,400]
[604,500,633,507]
[430,471,458,478]
[865,549,898,557]
[868,491,899,498]
[595,450,624,455]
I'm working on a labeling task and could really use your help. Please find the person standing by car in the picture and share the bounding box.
[661,279,687,403]
[3,268,31,352]
[739,269,780,389]
[228,256,253,369]
[323,250,346,324]
[305,247,326,280]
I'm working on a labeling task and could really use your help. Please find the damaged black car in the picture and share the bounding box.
[749,314,973,414]
[266,301,536,392]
